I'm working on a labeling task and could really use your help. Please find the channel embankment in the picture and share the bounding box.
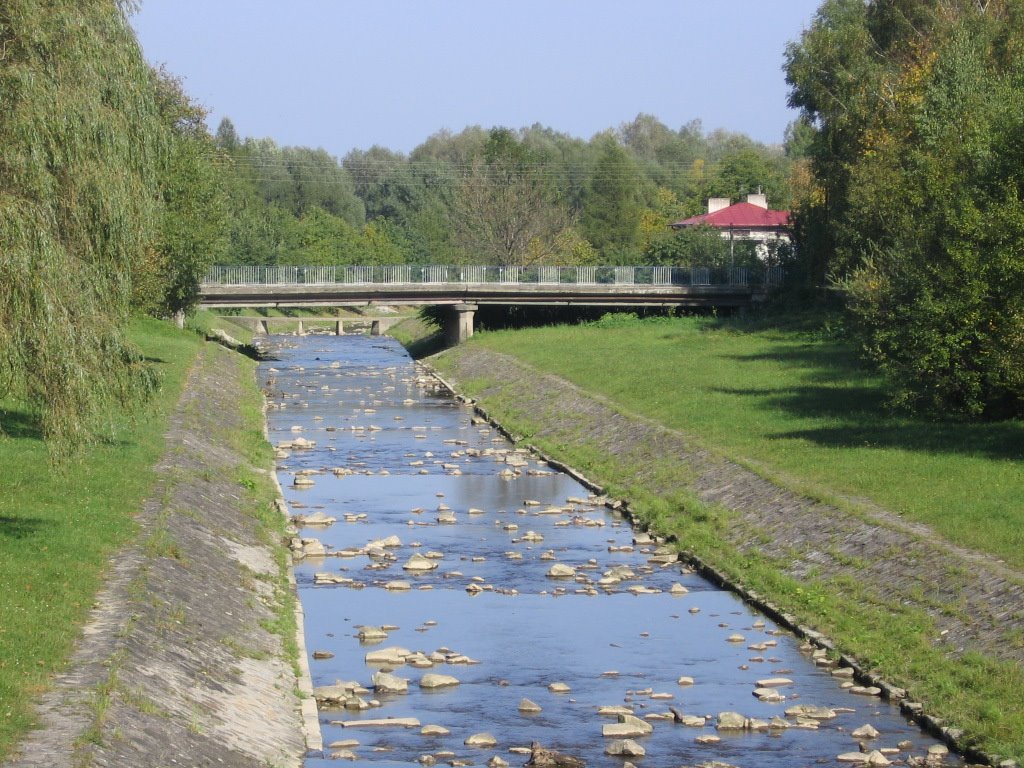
[3,342,305,768]
[431,343,1024,767]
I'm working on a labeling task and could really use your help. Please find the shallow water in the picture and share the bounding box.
[261,334,957,768]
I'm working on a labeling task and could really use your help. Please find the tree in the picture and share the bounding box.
[0,0,167,453]
[214,117,241,152]
[580,135,645,261]
[452,128,571,265]
[786,0,1024,418]
[145,67,229,317]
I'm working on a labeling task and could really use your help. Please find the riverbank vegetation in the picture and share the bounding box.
[429,311,1024,759]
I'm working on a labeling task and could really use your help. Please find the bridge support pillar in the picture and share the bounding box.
[446,303,478,346]
[254,319,269,335]
[370,320,381,336]
[296,320,304,336]
[336,319,345,336]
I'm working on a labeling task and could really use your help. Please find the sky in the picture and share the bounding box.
[130,1,824,161]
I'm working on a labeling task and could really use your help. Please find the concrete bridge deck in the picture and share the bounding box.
[199,265,783,343]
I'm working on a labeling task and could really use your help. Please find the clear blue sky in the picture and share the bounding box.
[130,1,823,160]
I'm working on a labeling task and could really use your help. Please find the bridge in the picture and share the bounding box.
[199,264,783,344]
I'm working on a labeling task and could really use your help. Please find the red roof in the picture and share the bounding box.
[671,201,791,230]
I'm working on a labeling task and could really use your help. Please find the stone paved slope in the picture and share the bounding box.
[3,343,303,768]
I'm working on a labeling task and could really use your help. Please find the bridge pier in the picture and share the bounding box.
[336,319,344,336]
[370,320,381,336]
[446,303,478,346]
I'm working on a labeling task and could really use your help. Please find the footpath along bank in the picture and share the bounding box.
[428,343,1024,768]
[3,341,306,768]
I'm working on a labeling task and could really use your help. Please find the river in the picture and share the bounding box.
[261,334,957,768]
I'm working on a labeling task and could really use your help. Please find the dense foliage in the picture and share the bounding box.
[0,2,233,452]
[786,0,1024,418]
[214,116,797,269]
[0,0,167,452]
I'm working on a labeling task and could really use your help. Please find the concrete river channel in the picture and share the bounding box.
[262,334,959,768]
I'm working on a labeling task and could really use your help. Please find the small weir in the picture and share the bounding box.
[262,335,959,768]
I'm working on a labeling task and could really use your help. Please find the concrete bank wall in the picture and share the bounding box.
[4,343,305,768]
[430,344,1024,768]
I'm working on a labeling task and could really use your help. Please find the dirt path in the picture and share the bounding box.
[3,343,303,768]
[437,346,1024,669]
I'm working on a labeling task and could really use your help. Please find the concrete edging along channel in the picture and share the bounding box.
[420,359,1015,768]
[262,368,325,757]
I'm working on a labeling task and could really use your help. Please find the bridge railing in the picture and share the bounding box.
[204,265,784,288]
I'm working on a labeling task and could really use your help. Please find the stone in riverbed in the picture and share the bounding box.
[546,564,576,578]
[295,511,336,526]
[598,705,633,717]
[518,698,542,713]
[404,554,438,571]
[372,671,409,693]
[716,711,748,730]
[357,626,389,641]
[852,724,880,739]
[785,704,837,720]
[756,677,793,687]
[465,733,498,747]
[603,714,653,738]
[419,673,459,689]
[524,742,586,768]
[333,717,420,728]
[421,724,450,736]
[365,646,410,665]
[605,739,645,757]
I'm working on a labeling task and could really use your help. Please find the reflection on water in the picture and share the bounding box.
[261,335,957,768]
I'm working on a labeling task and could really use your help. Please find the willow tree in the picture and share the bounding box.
[0,0,167,452]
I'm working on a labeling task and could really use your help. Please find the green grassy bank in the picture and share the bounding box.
[428,311,1024,761]
[461,312,1023,568]
[0,313,285,759]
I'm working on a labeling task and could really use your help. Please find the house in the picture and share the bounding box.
[669,193,792,261]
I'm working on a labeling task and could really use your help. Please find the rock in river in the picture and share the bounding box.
[605,739,645,757]
[372,671,409,693]
[419,673,460,689]
[404,554,438,571]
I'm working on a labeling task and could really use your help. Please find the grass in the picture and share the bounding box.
[462,311,1024,569]
[0,316,203,758]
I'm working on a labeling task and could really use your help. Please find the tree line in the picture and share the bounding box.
[210,116,799,270]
